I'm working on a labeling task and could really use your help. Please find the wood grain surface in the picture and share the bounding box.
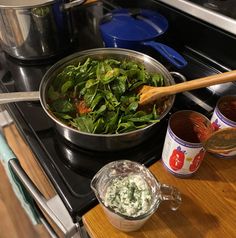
[4,124,56,199]
[83,153,236,238]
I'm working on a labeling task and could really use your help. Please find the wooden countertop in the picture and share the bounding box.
[83,153,236,238]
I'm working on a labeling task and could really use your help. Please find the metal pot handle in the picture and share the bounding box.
[63,0,86,10]
[170,71,187,83]
[170,72,213,111]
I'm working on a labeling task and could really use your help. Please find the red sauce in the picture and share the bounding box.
[75,100,92,115]
[170,111,213,143]
[218,97,236,122]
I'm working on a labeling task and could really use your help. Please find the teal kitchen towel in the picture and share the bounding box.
[0,133,40,225]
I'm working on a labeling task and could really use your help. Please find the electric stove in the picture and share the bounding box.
[0,0,236,227]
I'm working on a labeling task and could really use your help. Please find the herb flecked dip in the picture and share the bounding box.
[104,174,152,217]
[47,57,169,134]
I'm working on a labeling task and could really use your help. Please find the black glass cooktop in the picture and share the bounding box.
[0,47,170,217]
[0,47,226,219]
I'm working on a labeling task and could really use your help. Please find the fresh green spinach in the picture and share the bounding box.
[47,58,166,134]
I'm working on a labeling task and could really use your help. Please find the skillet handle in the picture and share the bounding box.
[0,91,40,104]
[143,41,187,69]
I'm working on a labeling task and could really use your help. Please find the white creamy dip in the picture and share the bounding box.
[104,174,152,217]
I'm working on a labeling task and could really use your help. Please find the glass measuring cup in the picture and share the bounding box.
[90,160,182,232]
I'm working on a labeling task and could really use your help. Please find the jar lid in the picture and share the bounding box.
[0,0,54,8]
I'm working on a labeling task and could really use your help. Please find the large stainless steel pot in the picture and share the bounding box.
[0,48,178,151]
[0,0,85,60]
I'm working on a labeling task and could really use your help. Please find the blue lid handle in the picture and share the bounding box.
[142,41,187,69]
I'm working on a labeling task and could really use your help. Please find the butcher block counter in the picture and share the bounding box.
[83,152,236,237]
[1,123,236,238]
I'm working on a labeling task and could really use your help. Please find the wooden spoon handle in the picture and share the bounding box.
[139,70,236,105]
[166,70,236,95]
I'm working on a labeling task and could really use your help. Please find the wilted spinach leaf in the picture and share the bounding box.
[47,57,167,134]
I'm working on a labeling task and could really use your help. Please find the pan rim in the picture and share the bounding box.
[39,47,176,138]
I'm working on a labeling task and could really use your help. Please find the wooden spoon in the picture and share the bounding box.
[138,70,236,105]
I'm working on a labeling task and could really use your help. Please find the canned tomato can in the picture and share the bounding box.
[162,110,213,177]
[211,95,236,130]
[210,95,236,159]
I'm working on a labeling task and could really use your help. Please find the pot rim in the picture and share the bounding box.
[39,47,176,138]
[0,0,54,9]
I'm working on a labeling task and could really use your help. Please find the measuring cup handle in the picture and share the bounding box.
[159,183,182,211]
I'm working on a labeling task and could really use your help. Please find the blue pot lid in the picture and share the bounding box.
[100,8,169,41]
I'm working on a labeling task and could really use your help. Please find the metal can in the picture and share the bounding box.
[211,95,236,130]
[210,95,236,159]
[162,110,213,176]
